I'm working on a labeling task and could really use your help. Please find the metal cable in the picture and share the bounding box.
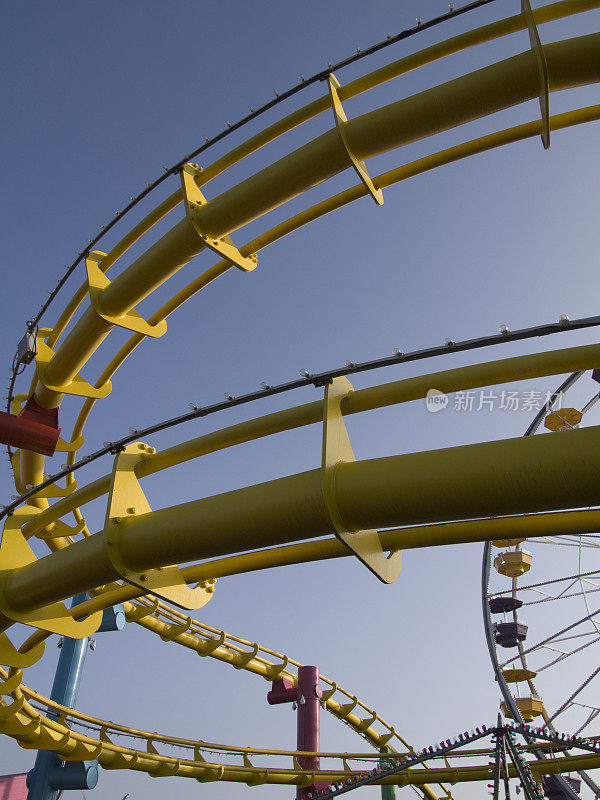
[2,314,596,520]
[3,0,498,467]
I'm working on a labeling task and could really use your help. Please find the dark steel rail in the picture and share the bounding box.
[2,313,598,520]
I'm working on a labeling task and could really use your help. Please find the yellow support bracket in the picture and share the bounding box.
[0,501,84,542]
[29,480,77,500]
[35,328,112,400]
[180,163,258,272]
[0,507,102,641]
[11,453,77,500]
[0,694,25,718]
[521,0,550,149]
[104,442,217,610]
[36,517,86,540]
[0,669,23,695]
[327,74,383,206]
[322,377,401,584]
[126,598,159,621]
[85,252,167,338]
[0,633,44,669]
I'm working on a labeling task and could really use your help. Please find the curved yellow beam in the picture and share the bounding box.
[22,339,600,539]
[7,424,600,613]
[3,6,599,789]
[38,102,600,536]
[197,0,600,185]
[1,690,599,786]
[31,32,600,411]
[179,508,600,581]
[19,101,600,528]
[39,0,597,366]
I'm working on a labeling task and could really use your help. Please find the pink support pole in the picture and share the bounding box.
[296,666,323,800]
[267,665,328,799]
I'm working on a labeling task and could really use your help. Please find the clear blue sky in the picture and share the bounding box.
[1,1,600,798]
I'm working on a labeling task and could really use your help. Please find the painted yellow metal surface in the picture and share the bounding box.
[35,328,112,400]
[0,507,102,643]
[1,1,599,789]
[501,698,546,723]
[5,424,600,615]
[494,551,533,578]
[85,252,167,338]
[322,377,401,583]
[327,75,383,205]
[522,0,551,148]
[180,163,258,271]
[104,443,216,610]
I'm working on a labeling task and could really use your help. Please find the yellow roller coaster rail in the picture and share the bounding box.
[2,0,600,790]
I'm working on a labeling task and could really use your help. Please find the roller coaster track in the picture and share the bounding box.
[2,0,600,791]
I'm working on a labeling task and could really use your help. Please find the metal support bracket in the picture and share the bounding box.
[104,442,217,610]
[29,480,77,500]
[35,329,112,400]
[85,251,167,338]
[10,452,78,501]
[322,377,401,584]
[180,163,258,272]
[327,74,384,205]
[0,507,102,640]
[0,633,45,668]
[521,0,550,149]
[0,499,85,542]
[36,517,87,540]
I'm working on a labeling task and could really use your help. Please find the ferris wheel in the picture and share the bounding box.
[483,369,600,798]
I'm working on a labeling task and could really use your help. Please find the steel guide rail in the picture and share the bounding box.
[313,724,600,800]
[2,0,502,493]
[310,727,492,799]
[22,699,586,762]
[5,0,497,355]
[2,313,599,520]
[503,732,545,800]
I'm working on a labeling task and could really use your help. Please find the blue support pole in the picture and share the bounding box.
[380,748,397,800]
[27,594,97,800]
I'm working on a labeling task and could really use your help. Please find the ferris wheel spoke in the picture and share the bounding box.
[488,568,600,597]
[521,586,600,606]
[574,707,600,736]
[546,663,600,725]
[527,538,600,549]
[548,629,600,645]
[518,578,586,603]
[532,633,600,673]
[500,606,600,666]
[519,576,580,601]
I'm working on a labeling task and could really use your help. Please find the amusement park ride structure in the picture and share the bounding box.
[1,0,600,798]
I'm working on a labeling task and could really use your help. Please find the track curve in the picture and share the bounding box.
[2,2,600,794]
